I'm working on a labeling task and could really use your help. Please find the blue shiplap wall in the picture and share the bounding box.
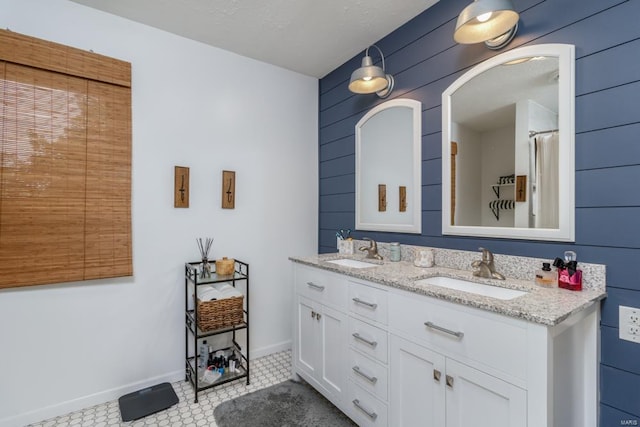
[318,0,640,424]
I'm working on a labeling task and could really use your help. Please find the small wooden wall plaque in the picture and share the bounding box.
[174,166,189,208]
[222,170,236,209]
[378,184,387,212]
[399,186,407,212]
[516,175,527,202]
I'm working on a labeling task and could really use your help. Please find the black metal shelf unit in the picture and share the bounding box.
[184,260,249,403]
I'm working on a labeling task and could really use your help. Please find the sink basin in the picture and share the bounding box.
[415,276,527,300]
[326,258,378,269]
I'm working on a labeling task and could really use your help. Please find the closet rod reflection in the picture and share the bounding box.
[529,129,559,138]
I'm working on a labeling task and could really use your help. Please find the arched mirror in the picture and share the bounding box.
[356,99,422,233]
[442,44,575,241]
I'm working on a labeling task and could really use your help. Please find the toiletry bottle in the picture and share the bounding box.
[535,262,557,287]
[390,242,401,262]
[555,251,583,291]
[208,345,214,368]
[198,340,208,368]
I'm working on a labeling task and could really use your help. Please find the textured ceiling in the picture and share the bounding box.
[70,0,439,78]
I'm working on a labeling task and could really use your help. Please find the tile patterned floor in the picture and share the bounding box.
[28,350,292,427]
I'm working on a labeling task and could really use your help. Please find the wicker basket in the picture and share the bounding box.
[196,296,244,331]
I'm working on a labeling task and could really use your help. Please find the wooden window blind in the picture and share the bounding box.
[0,30,132,289]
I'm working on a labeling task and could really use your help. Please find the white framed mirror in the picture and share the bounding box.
[356,99,422,233]
[442,44,575,241]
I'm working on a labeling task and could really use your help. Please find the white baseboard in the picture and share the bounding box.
[0,370,184,427]
[249,339,291,359]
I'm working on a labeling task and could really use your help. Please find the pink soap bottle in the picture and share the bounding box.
[555,251,582,291]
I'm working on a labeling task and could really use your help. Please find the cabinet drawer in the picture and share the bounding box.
[349,316,388,364]
[347,381,388,427]
[295,265,347,310]
[349,350,388,401]
[389,291,527,381]
[349,281,388,325]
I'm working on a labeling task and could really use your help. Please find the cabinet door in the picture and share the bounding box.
[389,335,445,427]
[319,304,347,399]
[445,358,526,427]
[296,296,319,379]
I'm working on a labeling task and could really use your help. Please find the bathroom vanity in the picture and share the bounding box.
[290,248,605,427]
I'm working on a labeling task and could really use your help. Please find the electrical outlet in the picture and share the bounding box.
[620,305,640,343]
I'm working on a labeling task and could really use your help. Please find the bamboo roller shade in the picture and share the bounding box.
[0,30,132,289]
[0,29,131,88]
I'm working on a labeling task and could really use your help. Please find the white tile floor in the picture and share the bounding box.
[28,350,292,427]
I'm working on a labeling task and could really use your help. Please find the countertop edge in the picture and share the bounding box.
[290,255,606,327]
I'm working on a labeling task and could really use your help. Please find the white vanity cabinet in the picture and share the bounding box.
[388,286,528,427]
[389,334,526,427]
[292,262,600,427]
[388,287,597,427]
[293,265,348,401]
[389,307,527,427]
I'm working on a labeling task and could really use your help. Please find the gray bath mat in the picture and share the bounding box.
[213,379,357,427]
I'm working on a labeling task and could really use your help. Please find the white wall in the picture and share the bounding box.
[480,125,515,226]
[0,1,319,426]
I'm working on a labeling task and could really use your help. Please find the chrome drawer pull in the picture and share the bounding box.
[352,297,378,310]
[352,365,378,384]
[433,369,441,382]
[352,399,378,420]
[307,282,325,291]
[352,332,378,348]
[424,321,464,339]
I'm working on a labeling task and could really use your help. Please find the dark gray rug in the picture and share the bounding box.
[213,380,357,427]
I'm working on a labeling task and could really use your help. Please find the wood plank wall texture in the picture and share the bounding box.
[318,0,640,424]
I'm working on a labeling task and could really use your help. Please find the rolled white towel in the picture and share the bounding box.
[199,286,224,301]
[213,283,234,293]
[220,286,243,298]
[198,283,242,300]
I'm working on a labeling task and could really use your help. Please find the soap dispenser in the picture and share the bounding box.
[535,262,557,287]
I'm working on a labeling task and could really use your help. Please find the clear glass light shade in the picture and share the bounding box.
[348,56,388,94]
[454,0,519,44]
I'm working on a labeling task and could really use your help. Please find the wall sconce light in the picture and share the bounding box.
[454,0,520,50]
[348,45,394,98]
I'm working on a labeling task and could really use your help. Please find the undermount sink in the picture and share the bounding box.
[415,276,527,300]
[326,258,378,269]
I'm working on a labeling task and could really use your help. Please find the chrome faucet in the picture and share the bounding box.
[359,238,383,260]
[472,247,505,280]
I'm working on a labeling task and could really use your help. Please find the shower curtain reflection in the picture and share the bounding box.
[532,132,560,228]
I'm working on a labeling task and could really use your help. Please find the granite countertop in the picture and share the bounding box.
[290,253,607,327]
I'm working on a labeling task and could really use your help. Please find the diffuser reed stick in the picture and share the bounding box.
[197,237,213,278]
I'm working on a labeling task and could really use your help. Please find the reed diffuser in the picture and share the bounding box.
[196,237,213,278]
